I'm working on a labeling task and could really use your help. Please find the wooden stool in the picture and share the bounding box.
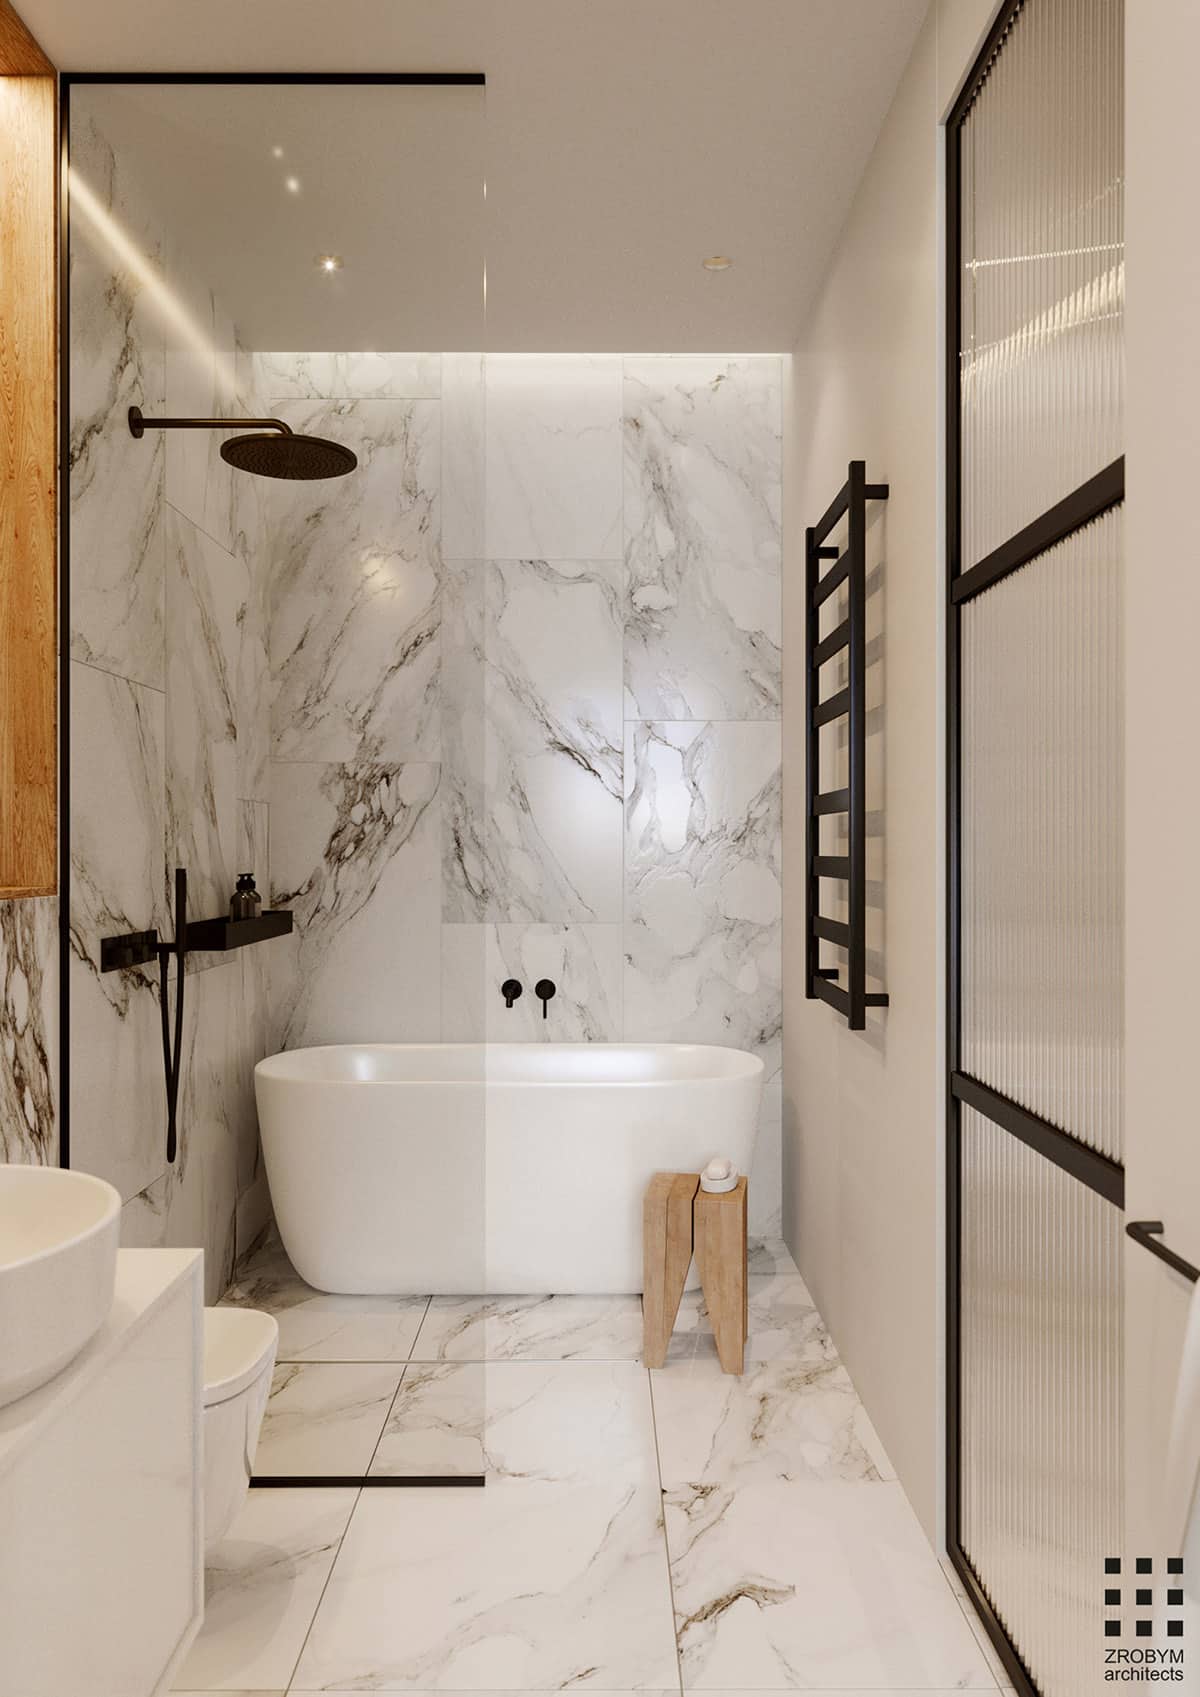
[643,1171,747,1374]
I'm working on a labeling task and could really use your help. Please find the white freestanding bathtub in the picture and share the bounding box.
[255,1043,763,1295]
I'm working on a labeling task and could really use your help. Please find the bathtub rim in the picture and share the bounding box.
[254,1040,765,1090]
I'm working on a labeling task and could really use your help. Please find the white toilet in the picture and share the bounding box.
[202,1306,278,1550]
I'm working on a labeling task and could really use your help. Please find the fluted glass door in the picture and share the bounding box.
[947,2,1125,1692]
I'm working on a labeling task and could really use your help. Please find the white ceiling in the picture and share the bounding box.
[26,0,929,351]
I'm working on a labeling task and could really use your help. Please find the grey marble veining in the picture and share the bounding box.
[68,660,168,1204]
[441,923,622,1042]
[293,1480,679,1690]
[223,1232,429,1362]
[485,354,623,561]
[258,349,441,400]
[624,718,782,1060]
[624,356,782,719]
[665,1480,994,1690]
[268,398,442,764]
[65,104,275,1291]
[165,505,245,934]
[0,897,58,1163]
[269,758,442,1050]
[163,260,240,559]
[67,115,166,692]
[118,960,242,1301]
[442,351,485,560]
[440,558,489,920]
[483,558,624,923]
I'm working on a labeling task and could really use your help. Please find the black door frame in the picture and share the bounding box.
[944,5,1125,1692]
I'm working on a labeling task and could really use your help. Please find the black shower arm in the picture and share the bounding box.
[128,405,292,438]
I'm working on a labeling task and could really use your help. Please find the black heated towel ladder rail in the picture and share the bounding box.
[804,460,890,1030]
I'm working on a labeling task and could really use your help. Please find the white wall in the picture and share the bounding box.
[781,0,995,1543]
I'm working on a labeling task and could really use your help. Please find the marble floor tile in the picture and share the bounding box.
[665,1481,995,1690]
[652,1355,881,1489]
[411,1293,645,1362]
[368,1361,486,1478]
[292,1481,679,1690]
[667,1275,838,1368]
[953,1591,1016,1690]
[371,1360,658,1486]
[254,1362,402,1478]
[746,1237,800,1278]
[222,1236,429,1363]
[174,1488,356,1692]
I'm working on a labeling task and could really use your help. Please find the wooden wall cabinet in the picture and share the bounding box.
[0,0,56,899]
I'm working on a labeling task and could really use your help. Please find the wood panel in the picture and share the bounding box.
[0,0,53,75]
[0,14,57,898]
[643,1172,698,1368]
[694,1178,748,1375]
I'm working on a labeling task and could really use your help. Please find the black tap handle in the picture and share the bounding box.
[501,978,522,1010]
[535,979,556,1019]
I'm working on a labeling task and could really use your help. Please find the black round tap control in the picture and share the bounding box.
[535,979,556,1019]
[501,978,522,1009]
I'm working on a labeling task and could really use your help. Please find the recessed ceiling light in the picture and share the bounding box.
[315,253,343,273]
[271,145,284,159]
[702,255,733,271]
[285,175,301,194]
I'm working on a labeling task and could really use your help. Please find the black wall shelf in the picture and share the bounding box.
[186,910,293,953]
[100,908,292,972]
[804,460,889,1031]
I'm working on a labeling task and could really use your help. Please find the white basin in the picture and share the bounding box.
[0,1166,122,1408]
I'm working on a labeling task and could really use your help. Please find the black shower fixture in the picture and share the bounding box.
[127,404,357,480]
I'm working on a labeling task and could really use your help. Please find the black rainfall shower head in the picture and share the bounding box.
[128,405,357,482]
[220,431,357,481]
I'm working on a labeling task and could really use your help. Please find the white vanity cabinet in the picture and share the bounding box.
[0,1248,203,1696]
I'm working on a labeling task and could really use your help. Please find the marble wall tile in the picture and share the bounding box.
[624,720,782,1068]
[624,356,782,719]
[268,399,442,764]
[441,559,489,921]
[442,351,485,559]
[258,350,441,400]
[68,661,168,1203]
[118,960,242,1302]
[485,354,623,560]
[66,113,275,1290]
[442,923,622,1042]
[163,261,240,558]
[0,897,58,1164]
[165,506,246,933]
[234,799,272,1211]
[67,115,166,692]
[485,558,624,922]
[270,759,442,1049]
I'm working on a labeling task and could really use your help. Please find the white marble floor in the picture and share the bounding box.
[175,1235,1013,1695]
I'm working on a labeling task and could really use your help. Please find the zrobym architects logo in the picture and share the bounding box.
[1103,1557,1186,1683]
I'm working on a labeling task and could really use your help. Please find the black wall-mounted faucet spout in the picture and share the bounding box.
[535,979,556,1019]
[501,979,522,1009]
